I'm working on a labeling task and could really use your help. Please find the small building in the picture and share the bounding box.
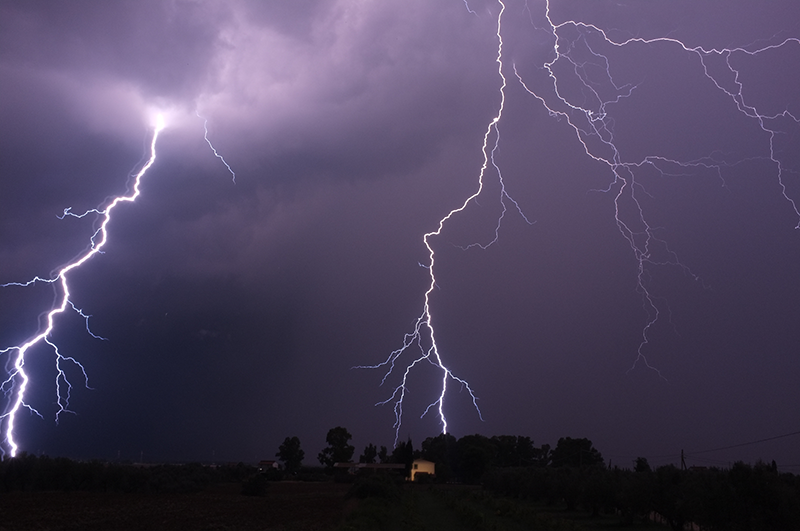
[258,460,279,472]
[410,459,435,481]
[334,460,436,481]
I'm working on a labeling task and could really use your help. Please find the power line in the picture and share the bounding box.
[686,429,800,456]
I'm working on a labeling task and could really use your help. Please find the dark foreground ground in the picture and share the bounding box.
[0,480,667,531]
[0,481,352,531]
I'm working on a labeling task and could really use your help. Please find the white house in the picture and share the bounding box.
[410,459,435,481]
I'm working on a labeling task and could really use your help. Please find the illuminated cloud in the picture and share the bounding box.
[1,0,799,466]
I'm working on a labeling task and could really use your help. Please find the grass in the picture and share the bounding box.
[0,481,351,531]
[339,482,666,531]
[1,475,667,531]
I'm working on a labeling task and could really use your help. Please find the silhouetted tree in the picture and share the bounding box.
[550,437,604,468]
[515,436,537,467]
[391,437,414,476]
[359,443,377,464]
[377,445,389,464]
[582,467,615,517]
[549,467,582,510]
[276,436,304,473]
[317,426,355,468]
[617,467,654,524]
[420,433,457,481]
[651,464,695,531]
[634,457,651,473]
[491,435,536,467]
[458,434,496,483]
[492,435,519,467]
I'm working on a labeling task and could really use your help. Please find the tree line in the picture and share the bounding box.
[277,428,800,530]
[276,427,600,482]
[0,453,254,493]
[4,429,799,529]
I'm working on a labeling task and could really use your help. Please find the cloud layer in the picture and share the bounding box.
[2,0,800,467]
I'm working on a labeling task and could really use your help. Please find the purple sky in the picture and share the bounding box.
[2,0,800,470]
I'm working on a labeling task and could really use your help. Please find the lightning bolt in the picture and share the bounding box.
[357,0,535,446]
[514,1,800,376]
[364,0,800,443]
[198,112,237,183]
[1,115,166,458]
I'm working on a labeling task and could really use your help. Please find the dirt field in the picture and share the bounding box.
[0,481,352,531]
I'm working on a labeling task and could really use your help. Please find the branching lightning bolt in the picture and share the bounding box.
[357,0,536,446]
[0,116,166,458]
[364,0,800,442]
[512,1,800,377]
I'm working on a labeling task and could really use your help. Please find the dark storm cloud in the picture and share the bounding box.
[0,0,228,101]
[0,0,504,461]
[193,1,500,183]
[0,0,497,274]
[2,0,800,469]
[1,0,500,183]
[237,0,330,37]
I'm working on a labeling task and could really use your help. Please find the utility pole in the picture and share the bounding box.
[681,449,687,470]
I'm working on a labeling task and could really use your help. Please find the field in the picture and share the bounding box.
[0,481,351,531]
[0,479,665,531]
[339,482,662,531]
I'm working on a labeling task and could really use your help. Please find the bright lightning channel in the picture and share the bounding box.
[365,1,800,443]
[514,1,800,377]
[357,1,534,447]
[0,116,166,458]
[198,112,236,183]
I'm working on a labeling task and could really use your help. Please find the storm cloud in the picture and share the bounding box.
[2,0,800,469]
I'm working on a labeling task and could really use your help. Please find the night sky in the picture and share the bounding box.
[2,1,800,470]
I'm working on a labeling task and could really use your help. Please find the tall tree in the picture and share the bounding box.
[377,445,389,464]
[458,434,496,483]
[420,433,458,481]
[359,443,378,464]
[276,436,305,473]
[491,435,536,467]
[634,457,651,473]
[317,426,355,468]
[550,437,604,468]
[391,437,414,476]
